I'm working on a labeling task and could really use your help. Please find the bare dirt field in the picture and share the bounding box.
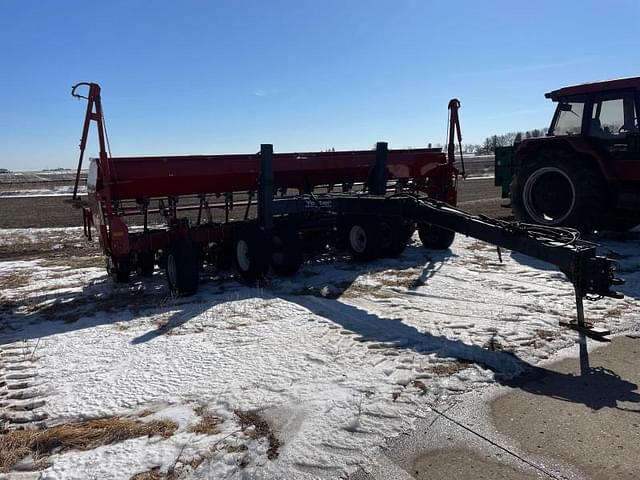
[0,177,506,229]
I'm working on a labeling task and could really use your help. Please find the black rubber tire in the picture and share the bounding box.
[108,256,131,283]
[157,251,168,270]
[206,240,232,271]
[417,223,456,250]
[347,218,383,260]
[332,224,349,251]
[136,252,155,277]
[510,150,605,233]
[234,226,271,283]
[379,218,413,258]
[302,230,329,253]
[271,226,303,276]
[166,239,200,296]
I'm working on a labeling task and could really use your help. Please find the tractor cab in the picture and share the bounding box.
[546,77,640,155]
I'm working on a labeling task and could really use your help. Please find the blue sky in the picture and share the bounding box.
[1,0,639,170]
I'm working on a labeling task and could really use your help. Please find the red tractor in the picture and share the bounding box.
[496,76,640,232]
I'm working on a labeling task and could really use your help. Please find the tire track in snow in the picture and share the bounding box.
[0,340,48,429]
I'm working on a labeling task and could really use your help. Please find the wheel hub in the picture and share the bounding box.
[349,225,367,253]
[523,167,576,224]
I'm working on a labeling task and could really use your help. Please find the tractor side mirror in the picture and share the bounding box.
[558,103,573,112]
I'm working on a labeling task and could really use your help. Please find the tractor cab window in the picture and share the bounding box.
[551,101,584,136]
[589,93,638,139]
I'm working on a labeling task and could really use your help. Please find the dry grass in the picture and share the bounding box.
[467,240,491,252]
[428,359,473,376]
[0,239,99,263]
[534,328,561,341]
[130,467,167,480]
[225,443,248,453]
[130,450,217,480]
[376,269,423,289]
[188,407,222,435]
[341,283,395,300]
[0,417,177,473]
[412,380,428,395]
[42,255,104,269]
[16,290,169,323]
[603,299,636,319]
[0,272,31,290]
[234,410,281,460]
[130,430,226,480]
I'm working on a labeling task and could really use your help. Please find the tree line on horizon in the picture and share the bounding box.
[426,128,549,155]
[462,128,549,154]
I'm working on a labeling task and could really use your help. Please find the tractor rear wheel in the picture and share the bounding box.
[417,223,455,250]
[511,151,605,233]
[166,239,200,295]
[234,227,271,283]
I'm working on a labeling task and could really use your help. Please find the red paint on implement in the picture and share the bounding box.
[104,148,447,201]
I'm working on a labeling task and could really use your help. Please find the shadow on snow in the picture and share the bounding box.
[1,242,638,412]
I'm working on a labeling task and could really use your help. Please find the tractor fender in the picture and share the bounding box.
[514,137,615,181]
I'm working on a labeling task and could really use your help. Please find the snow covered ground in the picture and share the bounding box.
[1,228,638,479]
[0,185,87,198]
[0,170,85,198]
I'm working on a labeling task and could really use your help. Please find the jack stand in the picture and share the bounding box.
[559,288,610,340]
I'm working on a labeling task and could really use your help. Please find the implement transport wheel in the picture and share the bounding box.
[379,218,413,258]
[108,256,131,283]
[157,251,168,270]
[302,230,329,253]
[348,217,382,260]
[213,241,234,270]
[418,223,455,250]
[166,239,200,295]
[136,252,155,277]
[511,151,605,233]
[234,226,271,283]
[271,226,303,276]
